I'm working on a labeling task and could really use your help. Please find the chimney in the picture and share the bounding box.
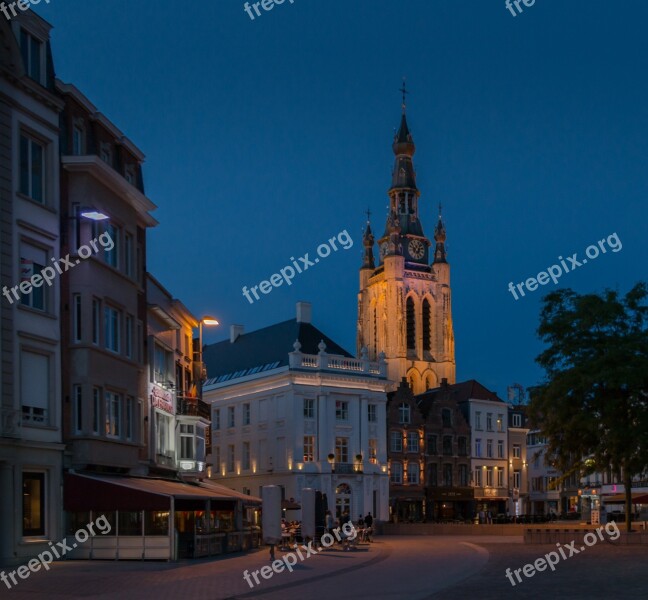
[296,302,312,324]
[230,324,244,343]
[441,378,448,387]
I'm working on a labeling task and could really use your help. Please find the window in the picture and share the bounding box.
[443,435,453,456]
[486,413,493,431]
[335,400,348,420]
[243,403,250,425]
[136,321,143,363]
[19,29,43,82]
[513,470,521,489]
[407,432,419,453]
[398,402,411,424]
[458,437,467,456]
[335,437,349,463]
[124,165,136,185]
[72,295,82,342]
[243,441,251,469]
[156,412,171,457]
[104,306,120,353]
[228,406,235,428]
[180,424,195,459]
[442,408,452,428]
[21,350,49,425]
[303,398,315,419]
[428,463,438,487]
[422,298,431,352]
[407,463,419,485]
[390,431,403,453]
[100,143,112,165]
[228,445,235,472]
[459,464,468,486]
[512,413,522,427]
[22,473,45,536]
[475,411,482,430]
[20,134,45,204]
[104,223,119,268]
[368,439,377,464]
[426,434,437,455]
[19,244,47,310]
[497,468,504,487]
[153,344,171,383]
[513,444,521,459]
[303,436,315,462]
[92,388,100,433]
[390,462,403,484]
[475,438,482,458]
[213,409,220,430]
[474,468,482,487]
[72,125,84,155]
[497,440,504,458]
[497,414,504,432]
[368,404,377,422]
[406,297,415,350]
[124,233,133,278]
[74,385,82,433]
[443,463,453,487]
[487,439,493,458]
[486,466,493,487]
[92,299,101,344]
[105,391,121,437]
[126,397,134,441]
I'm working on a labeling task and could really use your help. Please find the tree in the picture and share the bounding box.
[528,283,648,532]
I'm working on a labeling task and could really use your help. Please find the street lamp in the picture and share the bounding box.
[198,316,219,381]
[70,203,110,248]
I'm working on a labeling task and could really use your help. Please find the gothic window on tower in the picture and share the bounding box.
[406,297,416,352]
[422,299,431,353]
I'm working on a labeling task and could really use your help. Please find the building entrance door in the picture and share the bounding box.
[335,483,351,518]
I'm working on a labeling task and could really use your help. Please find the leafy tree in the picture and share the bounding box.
[528,283,648,532]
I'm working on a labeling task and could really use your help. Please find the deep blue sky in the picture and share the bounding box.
[39,1,648,399]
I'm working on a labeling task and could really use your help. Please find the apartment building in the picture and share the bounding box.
[508,404,529,515]
[0,12,65,566]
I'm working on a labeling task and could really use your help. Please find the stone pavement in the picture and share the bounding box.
[2,535,646,599]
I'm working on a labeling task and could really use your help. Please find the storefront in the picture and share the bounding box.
[427,488,474,522]
[64,473,260,560]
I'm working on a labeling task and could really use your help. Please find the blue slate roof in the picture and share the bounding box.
[202,318,353,384]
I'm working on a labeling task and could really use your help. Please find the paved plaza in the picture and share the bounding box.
[2,536,647,599]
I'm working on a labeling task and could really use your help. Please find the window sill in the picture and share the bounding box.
[17,304,57,319]
[16,192,56,214]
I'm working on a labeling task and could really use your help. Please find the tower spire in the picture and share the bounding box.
[433,205,447,264]
[362,208,375,269]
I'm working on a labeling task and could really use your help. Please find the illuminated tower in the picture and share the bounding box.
[357,94,455,393]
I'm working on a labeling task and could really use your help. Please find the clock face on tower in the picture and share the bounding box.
[408,239,425,260]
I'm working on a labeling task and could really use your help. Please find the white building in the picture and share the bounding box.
[0,12,65,566]
[458,384,510,516]
[202,303,391,521]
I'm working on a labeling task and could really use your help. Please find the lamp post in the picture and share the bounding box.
[198,316,219,382]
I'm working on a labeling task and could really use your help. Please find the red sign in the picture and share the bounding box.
[150,384,174,414]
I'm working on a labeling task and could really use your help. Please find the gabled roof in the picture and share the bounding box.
[202,318,352,383]
[417,379,504,405]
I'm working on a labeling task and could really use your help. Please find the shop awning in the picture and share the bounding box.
[64,474,247,512]
[602,492,648,504]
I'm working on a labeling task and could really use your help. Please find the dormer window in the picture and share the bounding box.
[19,29,43,84]
[72,120,85,155]
[100,143,112,166]
[124,165,136,185]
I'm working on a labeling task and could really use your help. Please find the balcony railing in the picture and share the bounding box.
[332,462,363,474]
[177,395,210,419]
[288,345,387,378]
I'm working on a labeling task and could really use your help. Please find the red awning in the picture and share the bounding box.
[64,474,247,511]
[603,492,648,504]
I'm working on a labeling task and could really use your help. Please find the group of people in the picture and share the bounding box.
[322,510,374,549]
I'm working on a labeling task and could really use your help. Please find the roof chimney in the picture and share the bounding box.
[296,302,312,324]
[230,324,244,343]
[441,378,448,387]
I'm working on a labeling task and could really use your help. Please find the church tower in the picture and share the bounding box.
[357,96,456,393]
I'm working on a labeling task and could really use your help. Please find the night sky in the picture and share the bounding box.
[39,1,648,398]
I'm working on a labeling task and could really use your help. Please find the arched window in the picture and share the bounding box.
[422,298,431,352]
[399,402,411,425]
[406,297,416,351]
